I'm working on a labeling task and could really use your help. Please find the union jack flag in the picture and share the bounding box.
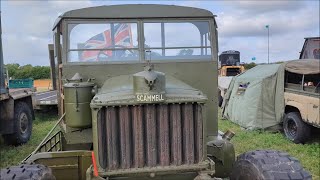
[81,23,133,61]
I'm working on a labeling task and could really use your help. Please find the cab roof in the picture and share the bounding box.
[285,59,320,75]
[53,4,215,29]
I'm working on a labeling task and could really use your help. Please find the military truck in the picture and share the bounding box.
[0,14,34,145]
[218,50,245,77]
[299,37,320,59]
[0,5,311,180]
[283,59,320,143]
[217,50,245,107]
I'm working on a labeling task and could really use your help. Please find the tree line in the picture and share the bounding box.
[5,64,51,80]
[3,62,259,80]
[243,61,285,70]
[243,62,257,70]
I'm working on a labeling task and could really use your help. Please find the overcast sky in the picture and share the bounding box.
[1,0,319,65]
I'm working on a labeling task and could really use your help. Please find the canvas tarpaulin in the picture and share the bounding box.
[285,59,320,75]
[218,76,233,90]
[222,64,285,130]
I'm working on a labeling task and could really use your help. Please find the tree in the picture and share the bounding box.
[4,64,50,80]
[244,62,257,70]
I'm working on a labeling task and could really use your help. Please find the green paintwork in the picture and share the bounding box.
[63,128,93,145]
[64,62,218,137]
[207,139,235,178]
[90,65,211,176]
[86,165,206,180]
[64,74,95,128]
[90,65,207,107]
[23,4,237,180]
[26,151,92,180]
[86,164,212,180]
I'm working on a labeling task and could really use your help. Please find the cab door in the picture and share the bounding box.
[307,96,319,126]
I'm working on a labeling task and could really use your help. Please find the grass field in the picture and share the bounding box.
[0,111,319,179]
[0,111,57,169]
[219,118,320,179]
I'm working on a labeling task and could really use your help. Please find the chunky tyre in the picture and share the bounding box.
[3,101,33,145]
[0,163,55,180]
[283,112,311,144]
[230,150,311,180]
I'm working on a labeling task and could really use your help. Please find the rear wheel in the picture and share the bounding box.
[3,101,33,145]
[0,163,55,180]
[230,150,311,180]
[283,112,311,143]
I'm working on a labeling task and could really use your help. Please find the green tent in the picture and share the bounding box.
[221,64,285,130]
[221,59,319,130]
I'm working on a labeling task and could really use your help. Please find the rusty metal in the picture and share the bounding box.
[158,104,170,166]
[194,104,203,162]
[119,106,132,169]
[97,108,107,169]
[106,107,119,169]
[182,104,195,164]
[170,104,182,165]
[132,105,145,168]
[99,162,209,177]
[222,130,235,141]
[97,103,203,170]
[145,105,157,167]
[37,131,62,153]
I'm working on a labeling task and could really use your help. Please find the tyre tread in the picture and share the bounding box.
[0,163,55,180]
[283,112,311,144]
[3,101,33,145]
[230,150,312,180]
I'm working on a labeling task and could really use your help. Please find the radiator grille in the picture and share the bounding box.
[97,103,203,170]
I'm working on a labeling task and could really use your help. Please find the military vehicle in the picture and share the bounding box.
[283,59,320,143]
[299,37,320,59]
[218,50,245,77]
[217,50,244,107]
[0,5,311,180]
[0,14,34,145]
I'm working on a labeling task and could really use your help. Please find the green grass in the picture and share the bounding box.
[0,111,319,179]
[219,117,320,179]
[0,112,58,169]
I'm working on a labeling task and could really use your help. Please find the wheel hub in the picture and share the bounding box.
[19,112,28,134]
[287,119,297,138]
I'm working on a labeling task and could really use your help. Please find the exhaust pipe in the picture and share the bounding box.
[222,130,235,141]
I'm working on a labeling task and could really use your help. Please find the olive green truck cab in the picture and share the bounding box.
[283,60,320,143]
[0,5,311,180]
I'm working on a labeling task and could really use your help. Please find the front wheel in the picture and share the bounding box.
[3,101,33,145]
[283,112,311,144]
[230,150,311,180]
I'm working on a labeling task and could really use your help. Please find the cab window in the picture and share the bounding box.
[68,22,139,62]
[143,21,212,60]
